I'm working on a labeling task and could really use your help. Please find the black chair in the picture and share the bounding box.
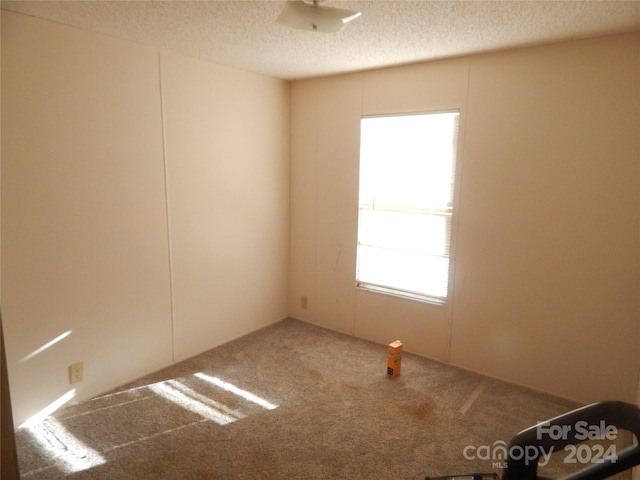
[503,401,640,480]
[426,401,640,480]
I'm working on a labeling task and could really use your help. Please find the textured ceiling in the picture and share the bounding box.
[2,0,639,80]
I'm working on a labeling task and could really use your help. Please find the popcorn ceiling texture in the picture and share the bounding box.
[2,0,639,80]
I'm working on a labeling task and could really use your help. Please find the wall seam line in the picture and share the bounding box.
[446,58,473,364]
[158,52,177,364]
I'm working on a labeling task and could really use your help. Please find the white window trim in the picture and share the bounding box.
[355,109,460,306]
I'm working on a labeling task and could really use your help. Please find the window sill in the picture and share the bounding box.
[356,282,447,306]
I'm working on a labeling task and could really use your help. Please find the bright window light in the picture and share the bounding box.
[149,382,237,425]
[166,379,246,420]
[20,389,76,429]
[20,374,279,477]
[357,111,460,304]
[25,417,105,474]
[20,330,72,363]
[194,373,278,410]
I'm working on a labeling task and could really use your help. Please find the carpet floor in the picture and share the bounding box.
[15,318,633,479]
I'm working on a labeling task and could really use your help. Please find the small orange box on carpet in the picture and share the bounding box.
[387,340,403,377]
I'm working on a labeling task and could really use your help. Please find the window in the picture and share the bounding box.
[356,111,460,304]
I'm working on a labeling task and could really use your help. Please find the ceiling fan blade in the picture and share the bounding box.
[277,1,362,33]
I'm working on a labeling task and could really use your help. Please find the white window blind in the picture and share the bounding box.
[356,111,460,304]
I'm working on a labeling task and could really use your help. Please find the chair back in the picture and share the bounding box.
[502,401,640,480]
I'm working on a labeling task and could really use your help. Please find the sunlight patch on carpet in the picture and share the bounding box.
[24,417,105,474]
[194,372,278,410]
[20,389,76,429]
[17,372,280,477]
[149,381,237,425]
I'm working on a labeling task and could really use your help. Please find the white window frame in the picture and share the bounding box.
[356,110,460,305]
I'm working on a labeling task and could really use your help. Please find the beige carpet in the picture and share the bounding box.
[15,318,633,479]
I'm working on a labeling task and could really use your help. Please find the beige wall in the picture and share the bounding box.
[2,7,639,427]
[160,52,290,361]
[452,35,639,403]
[1,12,289,425]
[289,33,640,403]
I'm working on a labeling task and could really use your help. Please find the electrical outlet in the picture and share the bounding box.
[69,362,83,384]
[301,296,308,310]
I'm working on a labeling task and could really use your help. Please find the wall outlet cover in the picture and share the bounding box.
[69,362,83,384]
